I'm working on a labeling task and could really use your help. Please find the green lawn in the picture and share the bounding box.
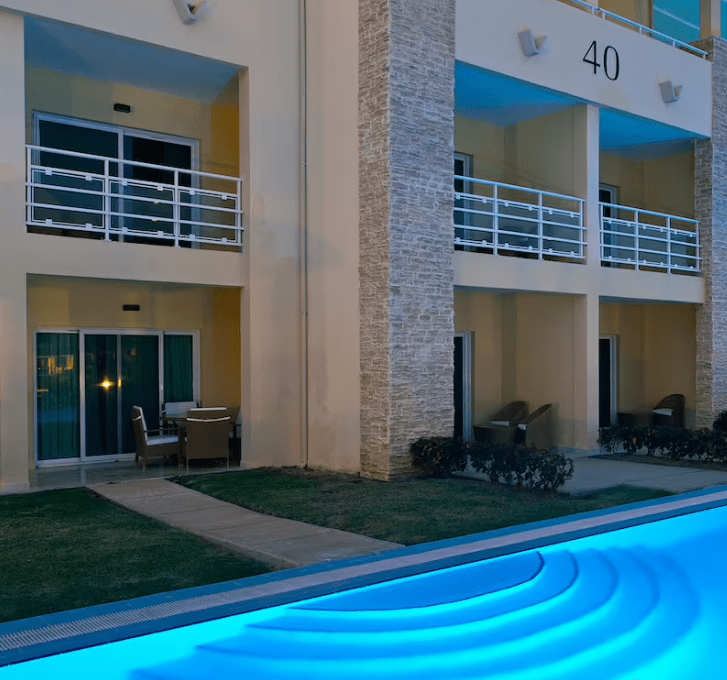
[0,488,270,624]
[176,468,673,546]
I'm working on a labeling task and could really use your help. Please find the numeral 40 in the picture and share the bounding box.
[583,40,620,81]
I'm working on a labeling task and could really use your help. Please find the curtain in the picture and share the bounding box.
[164,334,194,403]
[36,333,80,460]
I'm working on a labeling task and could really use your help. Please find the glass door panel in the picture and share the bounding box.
[35,119,119,230]
[84,335,119,457]
[36,333,80,460]
[121,135,193,242]
[120,335,160,454]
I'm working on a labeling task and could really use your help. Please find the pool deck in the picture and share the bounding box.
[5,484,727,667]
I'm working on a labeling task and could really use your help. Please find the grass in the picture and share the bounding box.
[176,468,673,546]
[0,487,270,625]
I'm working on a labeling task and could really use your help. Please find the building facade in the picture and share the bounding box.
[0,0,722,492]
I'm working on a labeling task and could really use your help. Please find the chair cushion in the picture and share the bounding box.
[186,417,230,423]
[653,408,673,416]
[518,423,527,430]
[490,420,510,426]
[147,435,179,446]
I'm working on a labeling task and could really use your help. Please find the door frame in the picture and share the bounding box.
[600,335,618,426]
[454,331,473,440]
[34,327,200,466]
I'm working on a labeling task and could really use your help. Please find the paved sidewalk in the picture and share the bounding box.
[561,455,727,494]
[91,479,402,569]
[459,452,727,494]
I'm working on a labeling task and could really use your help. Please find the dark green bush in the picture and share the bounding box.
[714,411,727,433]
[599,424,727,463]
[411,437,573,492]
[410,437,467,478]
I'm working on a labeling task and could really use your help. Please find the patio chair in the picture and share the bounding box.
[652,394,685,429]
[131,405,180,470]
[180,416,231,470]
[187,407,227,420]
[514,403,554,450]
[474,401,528,444]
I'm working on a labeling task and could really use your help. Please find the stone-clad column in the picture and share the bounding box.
[359,0,455,479]
[695,38,727,427]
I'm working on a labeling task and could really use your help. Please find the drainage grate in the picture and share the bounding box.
[0,588,260,653]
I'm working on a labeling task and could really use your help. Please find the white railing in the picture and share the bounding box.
[559,0,707,58]
[26,145,243,249]
[600,203,700,274]
[454,177,586,261]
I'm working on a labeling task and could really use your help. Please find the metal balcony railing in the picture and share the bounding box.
[26,145,243,249]
[558,0,707,58]
[454,177,586,261]
[600,203,700,274]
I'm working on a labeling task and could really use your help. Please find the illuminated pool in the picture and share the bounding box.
[4,497,727,679]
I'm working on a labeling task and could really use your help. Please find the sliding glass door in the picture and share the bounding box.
[36,330,197,463]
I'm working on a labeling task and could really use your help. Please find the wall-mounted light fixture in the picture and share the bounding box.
[518,29,547,57]
[171,0,209,25]
[659,80,683,103]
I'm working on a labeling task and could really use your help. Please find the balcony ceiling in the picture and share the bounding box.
[455,62,705,160]
[25,17,239,103]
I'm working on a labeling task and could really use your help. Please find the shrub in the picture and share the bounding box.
[598,424,727,463]
[411,437,573,492]
[410,437,467,478]
[714,411,727,433]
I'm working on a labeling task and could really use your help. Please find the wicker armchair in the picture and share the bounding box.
[180,416,231,470]
[474,401,528,444]
[514,403,554,450]
[131,405,180,470]
[652,394,685,429]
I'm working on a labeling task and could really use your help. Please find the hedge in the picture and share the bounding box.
[599,424,727,462]
[410,437,574,492]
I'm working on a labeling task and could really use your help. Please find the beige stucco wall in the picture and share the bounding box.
[454,290,503,425]
[598,0,652,26]
[601,151,694,217]
[454,117,505,182]
[600,302,697,426]
[455,290,582,447]
[304,0,360,472]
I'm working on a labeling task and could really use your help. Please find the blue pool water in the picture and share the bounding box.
[5,504,727,679]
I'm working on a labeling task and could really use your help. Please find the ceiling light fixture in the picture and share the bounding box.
[171,0,209,25]
[659,80,683,103]
[518,29,547,57]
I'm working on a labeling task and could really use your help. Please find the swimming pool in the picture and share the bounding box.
[4,497,727,679]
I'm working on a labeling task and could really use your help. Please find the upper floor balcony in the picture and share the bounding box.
[26,144,243,249]
[453,178,699,275]
[22,16,243,254]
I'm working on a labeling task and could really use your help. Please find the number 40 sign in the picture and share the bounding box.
[583,40,620,81]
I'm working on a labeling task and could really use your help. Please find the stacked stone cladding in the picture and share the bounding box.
[359,0,455,479]
[695,37,727,427]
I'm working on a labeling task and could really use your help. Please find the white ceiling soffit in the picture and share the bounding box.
[24,17,239,103]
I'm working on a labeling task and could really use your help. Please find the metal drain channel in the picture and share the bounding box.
[0,587,258,652]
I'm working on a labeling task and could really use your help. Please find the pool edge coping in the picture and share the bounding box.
[3,483,727,667]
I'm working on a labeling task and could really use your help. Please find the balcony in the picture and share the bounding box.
[454,178,586,261]
[600,203,699,274]
[557,0,707,58]
[26,145,243,251]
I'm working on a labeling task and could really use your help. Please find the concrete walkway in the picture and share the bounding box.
[561,455,727,494]
[92,479,402,569]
